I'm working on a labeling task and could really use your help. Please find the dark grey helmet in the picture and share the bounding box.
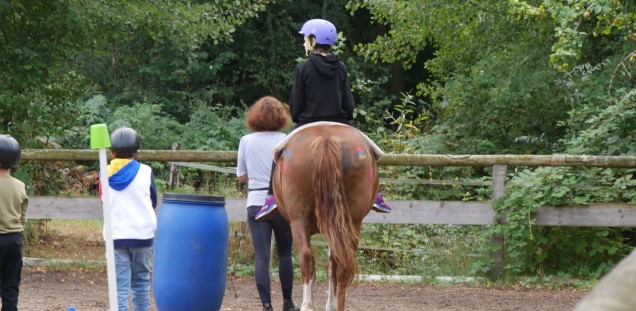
[109,127,141,156]
[0,134,21,169]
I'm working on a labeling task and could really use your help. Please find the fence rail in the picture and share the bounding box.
[29,197,636,227]
[20,149,636,167]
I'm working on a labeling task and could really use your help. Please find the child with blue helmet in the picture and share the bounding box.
[256,19,392,221]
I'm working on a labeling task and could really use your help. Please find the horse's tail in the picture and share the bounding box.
[311,135,359,287]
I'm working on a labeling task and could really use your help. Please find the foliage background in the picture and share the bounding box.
[2,0,636,279]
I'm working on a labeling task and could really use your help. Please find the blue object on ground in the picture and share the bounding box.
[152,193,229,311]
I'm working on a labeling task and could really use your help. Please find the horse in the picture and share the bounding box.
[272,122,380,311]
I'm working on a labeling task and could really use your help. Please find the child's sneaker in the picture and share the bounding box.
[372,192,392,213]
[255,195,278,221]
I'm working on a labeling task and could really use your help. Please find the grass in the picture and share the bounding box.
[25,219,106,262]
[26,219,254,258]
[25,220,486,276]
[23,219,596,289]
[356,224,488,277]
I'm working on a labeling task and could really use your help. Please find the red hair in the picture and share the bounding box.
[246,96,291,132]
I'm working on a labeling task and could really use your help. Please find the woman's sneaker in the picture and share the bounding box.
[372,192,392,213]
[255,195,278,221]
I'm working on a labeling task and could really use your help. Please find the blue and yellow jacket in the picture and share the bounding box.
[105,159,157,248]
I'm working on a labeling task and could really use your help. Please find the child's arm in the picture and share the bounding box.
[97,176,103,203]
[20,191,28,227]
[150,173,158,209]
[290,66,305,123]
[342,65,355,120]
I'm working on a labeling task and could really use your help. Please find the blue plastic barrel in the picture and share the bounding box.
[153,193,228,311]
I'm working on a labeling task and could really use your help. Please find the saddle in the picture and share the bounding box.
[273,121,384,161]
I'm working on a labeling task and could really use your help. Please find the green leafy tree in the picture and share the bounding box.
[349,0,636,278]
[0,0,276,146]
[0,1,94,146]
[76,0,275,120]
[510,0,636,70]
[347,0,636,154]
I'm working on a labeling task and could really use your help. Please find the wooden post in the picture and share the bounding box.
[167,143,181,190]
[489,164,507,280]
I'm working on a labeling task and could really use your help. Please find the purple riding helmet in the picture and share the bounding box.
[299,19,337,46]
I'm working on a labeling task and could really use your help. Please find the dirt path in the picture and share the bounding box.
[18,268,588,311]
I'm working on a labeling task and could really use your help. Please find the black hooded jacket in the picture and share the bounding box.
[289,53,355,126]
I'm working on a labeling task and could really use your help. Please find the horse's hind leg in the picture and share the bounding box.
[336,269,348,311]
[325,249,337,311]
[291,224,315,311]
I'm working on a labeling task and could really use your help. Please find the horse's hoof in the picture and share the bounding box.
[300,305,314,311]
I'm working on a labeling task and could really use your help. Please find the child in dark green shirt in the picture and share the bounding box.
[0,134,28,311]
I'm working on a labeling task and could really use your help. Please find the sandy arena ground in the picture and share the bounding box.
[17,268,589,311]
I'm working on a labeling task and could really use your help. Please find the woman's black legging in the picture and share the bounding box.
[247,205,295,304]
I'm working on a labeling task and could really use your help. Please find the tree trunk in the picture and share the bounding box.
[111,41,118,80]
[388,62,405,96]
[322,0,328,18]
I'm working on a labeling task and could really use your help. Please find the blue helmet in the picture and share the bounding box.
[0,134,21,169]
[300,19,337,46]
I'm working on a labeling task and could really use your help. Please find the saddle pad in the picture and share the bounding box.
[273,121,384,161]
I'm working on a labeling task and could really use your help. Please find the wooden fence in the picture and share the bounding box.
[27,196,636,227]
[22,149,636,278]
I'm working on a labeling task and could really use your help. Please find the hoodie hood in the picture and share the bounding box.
[108,159,141,191]
[309,54,340,78]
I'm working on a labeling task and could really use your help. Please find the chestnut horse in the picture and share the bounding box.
[272,123,380,311]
